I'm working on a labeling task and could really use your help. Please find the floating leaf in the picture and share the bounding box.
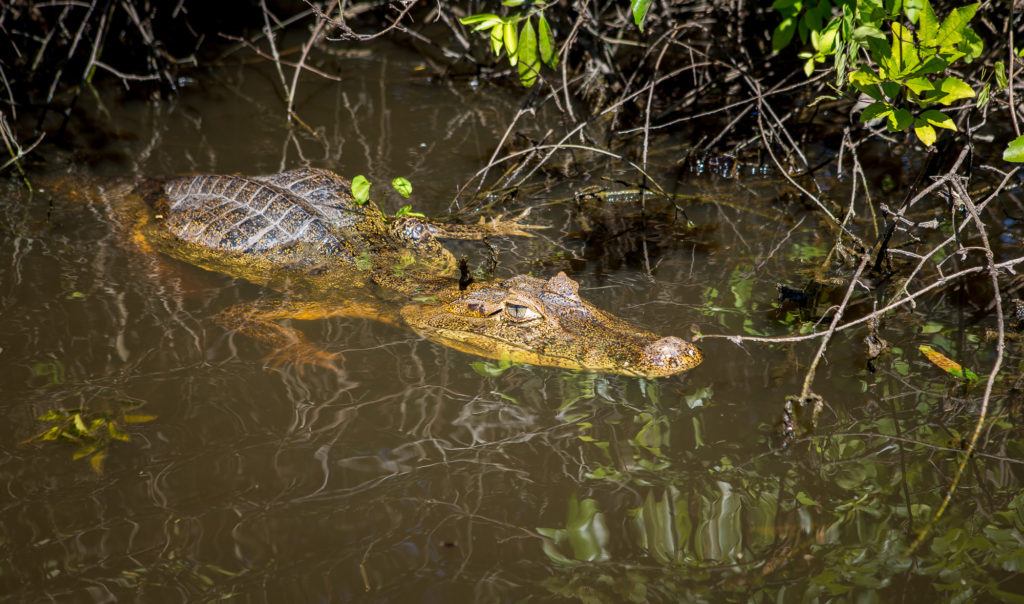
[351,175,371,205]
[123,414,158,424]
[919,345,979,382]
[390,177,412,198]
[89,451,107,474]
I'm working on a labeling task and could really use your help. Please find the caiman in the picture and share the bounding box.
[72,168,702,378]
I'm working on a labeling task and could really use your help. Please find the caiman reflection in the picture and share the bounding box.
[81,168,702,377]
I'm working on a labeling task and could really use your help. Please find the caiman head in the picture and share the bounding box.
[400,272,702,378]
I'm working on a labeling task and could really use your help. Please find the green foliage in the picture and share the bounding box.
[23,403,157,474]
[774,0,982,148]
[1004,134,1024,163]
[390,176,413,198]
[350,174,371,205]
[394,204,425,218]
[460,2,562,87]
[631,0,653,32]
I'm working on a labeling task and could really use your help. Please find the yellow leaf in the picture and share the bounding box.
[89,451,107,475]
[919,345,979,382]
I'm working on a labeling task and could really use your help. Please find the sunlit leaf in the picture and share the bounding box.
[350,175,371,205]
[860,101,890,123]
[931,77,975,105]
[919,345,979,382]
[394,204,425,219]
[503,19,518,66]
[458,13,500,26]
[1005,135,1024,163]
[72,413,90,435]
[123,414,158,424]
[631,0,652,32]
[920,109,955,130]
[89,451,107,474]
[107,422,131,442]
[932,3,978,49]
[517,17,540,87]
[489,23,503,56]
[887,107,913,131]
[773,18,797,52]
[391,176,413,198]
[914,121,936,146]
[996,61,1008,91]
[904,77,933,95]
[538,14,557,69]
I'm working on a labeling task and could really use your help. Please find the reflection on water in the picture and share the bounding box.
[2,39,1023,602]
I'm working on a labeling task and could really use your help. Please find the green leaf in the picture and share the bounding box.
[503,19,518,66]
[849,67,881,87]
[904,77,933,95]
[394,204,425,219]
[773,18,797,52]
[391,177,412,198]
[490,23,503,56]
[917,0,939,42]
[880,80,901,100]
[803,57,816,77]
[1004,135,1024,163]
[538,14,557,69]
[978,82,991,109]
[932,3,978,49]
[107,422,131,442]
[958,26,983,62]
[920,109,955,130]
[459,13,501,26]
[932,77,975,105]
[72,413,90,435]
[860,101,890,123]
[351,175,371,205]
[996,60,1008,91]
[517,17,540,87]
[887,107,913,131]
[631,0,653,32]
[919,345,979,382]
[123,414,158,424]
[913,120,937,146]
[890,22,920,76]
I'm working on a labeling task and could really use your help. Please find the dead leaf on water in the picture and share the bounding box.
[918,345,979,382]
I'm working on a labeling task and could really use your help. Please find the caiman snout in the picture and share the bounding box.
[641,336,702,372]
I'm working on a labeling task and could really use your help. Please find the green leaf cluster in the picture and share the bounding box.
[459,2,559,88]
[850,3,979,147]
[24,404,157,474]
[774,0,981,148]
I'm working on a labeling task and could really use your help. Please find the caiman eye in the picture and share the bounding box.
[504,303,541,322]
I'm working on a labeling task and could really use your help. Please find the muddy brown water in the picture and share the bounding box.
[1,41,1018,602]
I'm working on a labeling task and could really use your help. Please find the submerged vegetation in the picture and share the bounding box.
[3,0,1024,600]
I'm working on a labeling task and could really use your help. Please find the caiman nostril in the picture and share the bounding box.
[643,336,692,367]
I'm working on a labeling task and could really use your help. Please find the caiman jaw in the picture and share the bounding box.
[400,272,702,377]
